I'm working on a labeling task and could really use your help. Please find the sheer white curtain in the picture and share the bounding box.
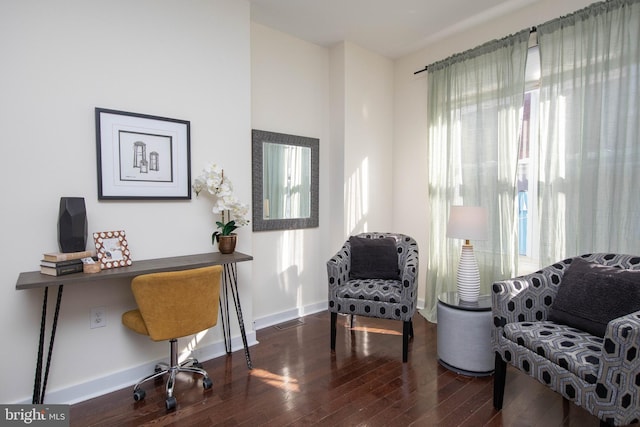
[537,0,640,266]
[424,31,529,322]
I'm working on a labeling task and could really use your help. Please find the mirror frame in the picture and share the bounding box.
[252,129,319,231]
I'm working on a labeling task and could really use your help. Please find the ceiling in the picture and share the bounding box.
[248,0,539,59]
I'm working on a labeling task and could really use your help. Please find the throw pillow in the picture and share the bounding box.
[349,236,399,280]
[548,257,640,337]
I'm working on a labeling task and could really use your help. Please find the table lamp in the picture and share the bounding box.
[446,206,488,302]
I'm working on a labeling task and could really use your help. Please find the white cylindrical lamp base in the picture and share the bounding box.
[456,244,480,302]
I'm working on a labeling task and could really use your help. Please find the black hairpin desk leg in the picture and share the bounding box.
[219,263,252,369]
[33,284,64,404]
[219,273,232,354]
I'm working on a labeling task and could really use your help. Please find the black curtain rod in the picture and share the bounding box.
[413,26,537,75]
[413,65,428,75]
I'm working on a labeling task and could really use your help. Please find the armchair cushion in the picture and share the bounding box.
[503,321,603,384]
[349,236,399,280]
[549,258,640,337]
[336,278,403,304]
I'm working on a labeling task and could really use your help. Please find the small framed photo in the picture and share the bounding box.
[95,108,191,200]
[93,230,132,269]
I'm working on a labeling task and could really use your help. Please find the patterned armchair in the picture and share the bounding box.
[492,253,640,426]
[327,232,419,362]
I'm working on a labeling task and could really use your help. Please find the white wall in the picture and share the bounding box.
[0,0,252,404]
[250,23,332,326]
[250,30,396,327]
[393,0,597,311]
[329,44,347,251]
[342,43,395,236]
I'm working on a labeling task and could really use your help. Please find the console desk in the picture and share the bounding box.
[16,251,253,404]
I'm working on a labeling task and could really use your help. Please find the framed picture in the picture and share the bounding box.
[93,230,132,269]
[95,108,191,200]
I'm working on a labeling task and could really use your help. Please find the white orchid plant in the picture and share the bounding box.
[192,163,249,244]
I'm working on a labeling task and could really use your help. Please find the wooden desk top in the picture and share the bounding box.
[16,251,253,290]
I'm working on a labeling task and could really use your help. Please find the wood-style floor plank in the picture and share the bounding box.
[70,311,635,426]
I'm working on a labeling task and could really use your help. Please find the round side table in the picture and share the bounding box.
[437,291,494,376]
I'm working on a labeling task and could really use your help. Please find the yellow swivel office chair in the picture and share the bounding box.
[122,265,222,410]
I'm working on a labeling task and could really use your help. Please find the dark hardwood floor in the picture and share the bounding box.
[71,311,615,426]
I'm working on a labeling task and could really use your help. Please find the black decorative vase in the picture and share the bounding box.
[58,197,88,253]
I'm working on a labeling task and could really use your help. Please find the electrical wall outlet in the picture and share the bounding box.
[90,306,106,329]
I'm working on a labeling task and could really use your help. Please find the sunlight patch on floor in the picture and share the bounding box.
[350,325,402,336]
[250,368,300,392]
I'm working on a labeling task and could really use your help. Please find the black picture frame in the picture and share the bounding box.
[95,108,191,200]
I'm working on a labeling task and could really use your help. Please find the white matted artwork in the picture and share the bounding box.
[93,230,132,269]
[95,108,191,200]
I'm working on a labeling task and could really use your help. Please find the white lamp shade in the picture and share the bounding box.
[446,206,488,241]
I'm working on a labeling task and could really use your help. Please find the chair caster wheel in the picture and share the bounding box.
[133,388,146,402]
[165,396,177,410]
[202,377,213,389]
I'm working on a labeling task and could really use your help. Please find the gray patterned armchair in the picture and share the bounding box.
[327,232,418,362]
[492,253,640,426]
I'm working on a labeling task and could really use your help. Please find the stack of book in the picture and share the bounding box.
[40,249,95,276]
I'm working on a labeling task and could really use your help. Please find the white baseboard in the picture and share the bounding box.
[253,299,424,331]
[301,301,328,316]
[17,331,258,405]
[253,301,327,331]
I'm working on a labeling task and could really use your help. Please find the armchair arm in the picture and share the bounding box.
[596,309,640,420]
[399,244,419,299]
[492,259,571,331]
[327,243,350,293]
[492,274,552,325]
[492,270,558,354]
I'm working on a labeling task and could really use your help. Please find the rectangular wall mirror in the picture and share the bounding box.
[252,129,319,231]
